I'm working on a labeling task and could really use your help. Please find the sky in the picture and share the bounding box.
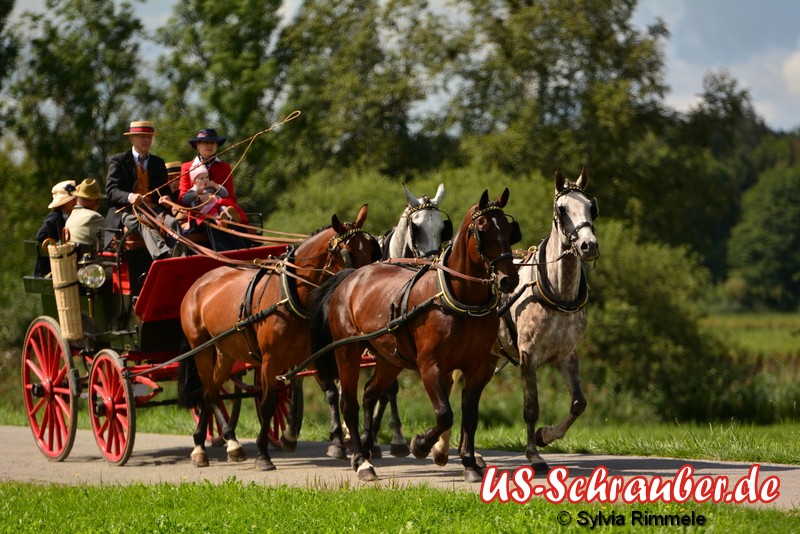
[10,0,800,132]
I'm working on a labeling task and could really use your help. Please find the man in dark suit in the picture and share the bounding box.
[105,120,181,259]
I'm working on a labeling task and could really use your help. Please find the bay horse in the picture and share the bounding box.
[178,204,381,471]
[432,168,600,472]
[305,183,451,460]
[309,189,520,482]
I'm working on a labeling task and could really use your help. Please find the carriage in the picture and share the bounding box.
[20,230,300,466]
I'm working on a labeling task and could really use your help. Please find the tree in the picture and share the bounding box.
[6,0,146,185]
[437,0,670,186]
[153,0,285,175]
[272,0,436,182]
[726,167,800,310]
[0,0,19,130]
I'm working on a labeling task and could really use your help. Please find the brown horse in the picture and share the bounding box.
[178,204,381,471]
[309,189,520,482]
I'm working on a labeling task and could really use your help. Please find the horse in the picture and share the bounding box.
[431,167,600,473]
[309,189,521,482]
[178,204,382,471]
[303,183,451,461]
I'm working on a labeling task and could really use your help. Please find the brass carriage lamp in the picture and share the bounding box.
[77,253,106,317]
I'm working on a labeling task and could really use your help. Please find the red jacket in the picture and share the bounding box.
[179,157,236,205]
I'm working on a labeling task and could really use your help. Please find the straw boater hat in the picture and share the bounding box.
[123,120,158,136]
[189,128,226,148]
[73,178,106,200]
[165,161,182,175]
[47,180,77,209]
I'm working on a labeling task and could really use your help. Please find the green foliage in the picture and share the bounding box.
[726,166,800,310]
[7,0,146,183]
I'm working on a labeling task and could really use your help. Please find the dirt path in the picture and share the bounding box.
[1,425,797,510]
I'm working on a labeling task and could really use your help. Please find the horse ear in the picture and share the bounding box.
[404,184,420,207]
[479,190,489,209]
[331,213,344,233]
[497,187,510,208]
[554,168,566,192]
[354,203,368,228]
[432,183,445,205]
[576,166,589,190]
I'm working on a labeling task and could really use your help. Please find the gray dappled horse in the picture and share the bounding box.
[432,168,599,473]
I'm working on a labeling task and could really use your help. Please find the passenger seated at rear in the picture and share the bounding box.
[65,178,106,252]
[34,180,77,277]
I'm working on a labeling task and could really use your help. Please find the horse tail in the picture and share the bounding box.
[177,344,204,409]
[309,269,356,381]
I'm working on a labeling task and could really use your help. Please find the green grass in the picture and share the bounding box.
[700,312,800,359]
[0,480,798,533]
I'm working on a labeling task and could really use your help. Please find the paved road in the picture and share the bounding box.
[1,425,797,510]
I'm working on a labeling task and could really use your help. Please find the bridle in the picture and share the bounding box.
[552,186,598,251]
[468,205,517,273]
[402,201,452,258]
[326,227,380,273]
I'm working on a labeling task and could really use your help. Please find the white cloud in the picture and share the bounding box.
[783,51,800,98]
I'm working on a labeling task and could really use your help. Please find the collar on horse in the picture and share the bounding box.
[436,246,499,316]
[530,235,589,313]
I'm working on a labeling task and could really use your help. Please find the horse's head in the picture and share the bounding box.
[394,183,451,258]
[553,167,600,261]
[327,204,382,272]
[456,188,520,294]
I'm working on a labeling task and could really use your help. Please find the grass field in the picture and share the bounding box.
[1,479,798,533]
[1,313,799,531]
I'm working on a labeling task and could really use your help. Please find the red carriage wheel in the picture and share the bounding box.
[21,316,78,461]
[89,350,136,465]
[254,373,300,448]
[190,379,243,447]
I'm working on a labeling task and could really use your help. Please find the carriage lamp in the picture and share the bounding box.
[77,256,106,289]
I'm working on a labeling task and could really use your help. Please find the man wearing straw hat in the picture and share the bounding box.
[105,120,182,259]
[65,178,106,250]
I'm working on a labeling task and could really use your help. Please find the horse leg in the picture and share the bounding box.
[458,371,492,483]
[190,402,211,467]
[210,356,246,462]
[255,371,280,471]
[410,367,453,462]
[383,379,411,457]
[280,378,304,452]
[521,358,549,473]
[430,371,455,466]
[338,346,377,481]
[361,363,402,461]
[536,352,586,448]
[314,374,347,460]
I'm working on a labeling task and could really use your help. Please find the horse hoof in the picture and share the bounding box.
[390,443,411,457]
[475,454,487,469]
[464,467,484,483]
[534,428,549,448]
[410,437,430,460]
[190,452,209,468]
[280,436,298,453]
[327,444,348,460]
[531,460,550,475]
[227,448,247,463]
[371,445,382,459]
[357,462,378,482]
[432,450,449,466]
[255,456,276,471]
